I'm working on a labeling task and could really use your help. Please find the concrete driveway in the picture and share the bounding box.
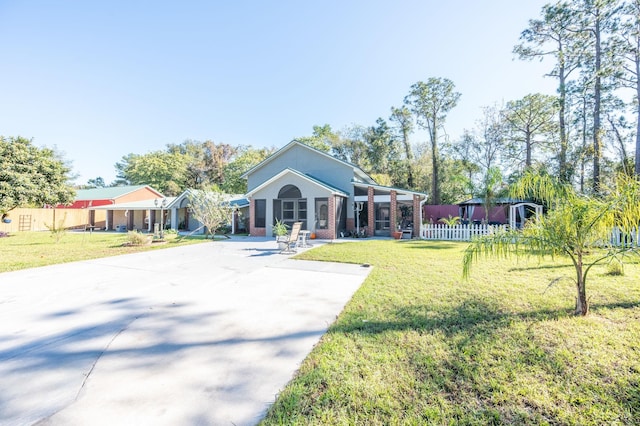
[0,237,371,425]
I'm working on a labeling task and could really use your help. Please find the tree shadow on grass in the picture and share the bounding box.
[325,298,640,423]
[404,240,462,250]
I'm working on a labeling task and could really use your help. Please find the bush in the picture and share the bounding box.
[126,230,149,246]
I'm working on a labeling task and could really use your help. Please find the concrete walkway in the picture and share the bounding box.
[0,237,371,425]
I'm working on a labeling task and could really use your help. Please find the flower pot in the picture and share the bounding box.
[2,219,11,224]
[393,231,402,239]
[276,235,289,250]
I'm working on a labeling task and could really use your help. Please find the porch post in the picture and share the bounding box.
[390,190,397,232]
[328,196,336,239]
[249,198,255,235]
[367,186,374,237]
[413,195,421,235]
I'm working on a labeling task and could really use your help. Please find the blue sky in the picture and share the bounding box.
[0,1,555,185]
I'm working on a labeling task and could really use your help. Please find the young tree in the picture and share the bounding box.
[461,105,510,220]
[404,77,461,204]
[0,136,75,215]
[463,170,640,316]
[187,189,234,239]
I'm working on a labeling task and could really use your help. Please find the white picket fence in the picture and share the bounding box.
[608,227,640,247]
[419,223,640,246]
[419,224,507,241]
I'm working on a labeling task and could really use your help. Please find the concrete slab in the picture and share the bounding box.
[0,237,371,425]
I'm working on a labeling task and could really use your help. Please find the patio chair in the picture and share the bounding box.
[280,221,302,254]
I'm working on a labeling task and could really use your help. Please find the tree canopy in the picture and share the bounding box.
[0,136,75,215]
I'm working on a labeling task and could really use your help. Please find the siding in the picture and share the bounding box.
[247,144,354,194]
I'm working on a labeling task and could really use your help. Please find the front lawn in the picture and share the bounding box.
[261,240,640,425]
[0,231,208,273]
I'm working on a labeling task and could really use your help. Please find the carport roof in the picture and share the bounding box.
[90,197,177,210]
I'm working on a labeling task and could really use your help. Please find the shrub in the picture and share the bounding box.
[126,230,149,246]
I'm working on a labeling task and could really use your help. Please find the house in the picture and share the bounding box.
[60,185,164,230]
[242,140,427,239]
[89,189,249,234]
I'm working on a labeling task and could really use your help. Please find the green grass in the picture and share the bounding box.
[0,231,208,273]
[261,240,640,425]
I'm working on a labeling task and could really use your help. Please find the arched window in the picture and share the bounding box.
[278,185,302,199]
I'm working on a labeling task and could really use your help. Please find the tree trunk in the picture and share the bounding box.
[431,118,440,205]
[574,256,589,316]
[558,63,569,183]
[402,128,414,188]
[636,55,640,177]
[525,127,532,168]
[592,11,602,194]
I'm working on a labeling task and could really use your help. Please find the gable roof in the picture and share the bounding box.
[245,168,349,197]
[74,185,163,201]
[241,140,376,184]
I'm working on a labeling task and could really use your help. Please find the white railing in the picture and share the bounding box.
[419,224,508,241]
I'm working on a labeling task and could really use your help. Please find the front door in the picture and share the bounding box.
[374,203,391,236]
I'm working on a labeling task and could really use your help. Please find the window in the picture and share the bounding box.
[254,199,266,227]
[315,198,328,229]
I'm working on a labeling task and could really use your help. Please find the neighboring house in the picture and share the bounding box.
[90,189,249,234]
[242,140,427,239]
[60,185,165,230]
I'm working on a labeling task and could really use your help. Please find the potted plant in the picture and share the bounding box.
[273,219,289,249]
[2,213,11,224]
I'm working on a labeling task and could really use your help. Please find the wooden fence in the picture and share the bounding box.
[0,208,99,233]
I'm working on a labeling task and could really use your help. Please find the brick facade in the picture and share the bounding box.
[413,195,421,235]
[390,190,398,232]
[249,198,266,236]
[367,186,375,236]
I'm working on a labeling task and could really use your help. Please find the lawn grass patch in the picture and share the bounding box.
[262,240,640,425]
[0,231,208,273]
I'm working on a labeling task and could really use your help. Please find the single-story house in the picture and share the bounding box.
[58,185,165,229]
[242,140,428,239]
[90,190,249,234]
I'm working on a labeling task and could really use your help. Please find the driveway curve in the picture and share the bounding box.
[0,237,371,425]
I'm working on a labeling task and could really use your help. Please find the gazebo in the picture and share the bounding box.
[457,198,542,228]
